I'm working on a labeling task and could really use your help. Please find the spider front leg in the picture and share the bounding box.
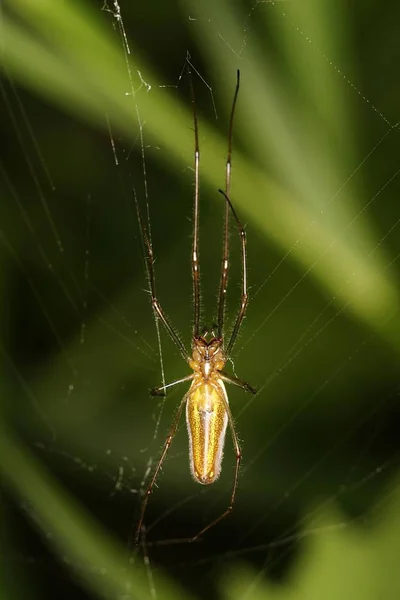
[134,189,190,363]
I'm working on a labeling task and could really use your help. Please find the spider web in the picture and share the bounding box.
[1,0,400,599]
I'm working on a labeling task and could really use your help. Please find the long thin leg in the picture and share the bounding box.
[188,69,201,338]
[218,190,248,359]
[217,70,240,340]
[151,374,194,397]
[134,190,190,362]
[220,372,256,395]
[190,383,241,541]
[134,392,189,544]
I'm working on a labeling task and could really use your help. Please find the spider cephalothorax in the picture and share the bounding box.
[190,336,226,378]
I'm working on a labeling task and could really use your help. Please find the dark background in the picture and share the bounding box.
[1,1,400,599]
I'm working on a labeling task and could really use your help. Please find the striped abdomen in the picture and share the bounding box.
[186,380,228,484]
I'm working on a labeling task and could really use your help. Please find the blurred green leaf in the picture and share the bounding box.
[1,1,400,598]
[2,0,400,352]
[0,426,191,600]
[223,484,400,599]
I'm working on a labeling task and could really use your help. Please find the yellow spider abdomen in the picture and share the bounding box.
[186,380,228,484]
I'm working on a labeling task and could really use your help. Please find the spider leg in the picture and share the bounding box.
[188,64,201,339]
[134,390,190,545]
[218,189,248,359]
[220,371,256,395]
[134,190,190,362]
[151,374,194,397]
[217,70,240,340]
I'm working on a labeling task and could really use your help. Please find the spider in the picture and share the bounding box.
[135,69,255,544]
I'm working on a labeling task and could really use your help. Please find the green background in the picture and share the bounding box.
[1,1,400,598]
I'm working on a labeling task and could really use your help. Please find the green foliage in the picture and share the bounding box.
[1,0,400,598]
[3,0,400,343]
[223,487,400,599]
[2,425,400,599]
